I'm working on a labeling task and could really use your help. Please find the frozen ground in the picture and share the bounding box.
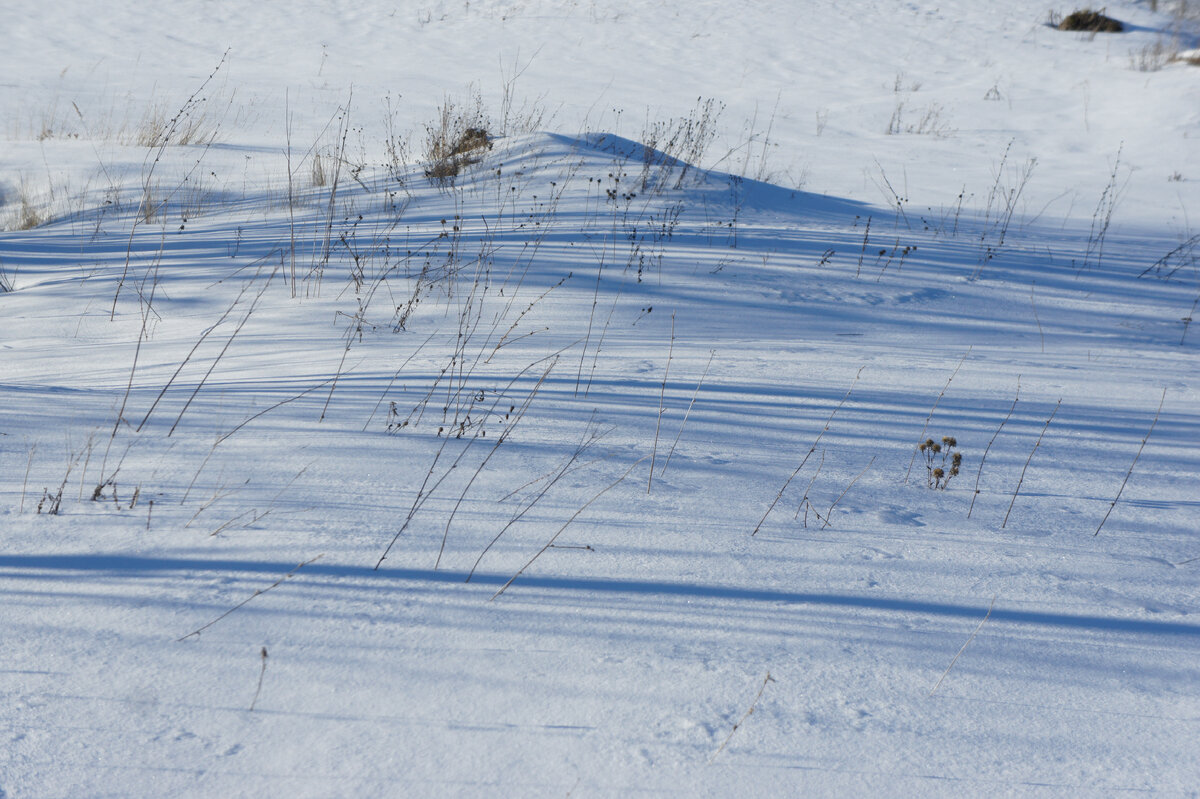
[2,1,1199,796]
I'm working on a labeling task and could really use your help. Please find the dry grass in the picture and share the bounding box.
[423,96,492,184]
[11,87,232,147]
[132,102,223,148]
[1132,37,1180,70]
[6,179,47,230]
[1058,9,1124,32]
[311,151,329,188]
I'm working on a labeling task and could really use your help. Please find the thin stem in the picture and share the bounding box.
[710,672,775,763]
[648,312,675,493]
[1002,399,1061,529]
[930,595,997,696]
[753,367,863,536]
[178,555,323,641]
[1094,388,1166,537]
[490,456,646,600]
[968,377,1020,519]
[660,350,715,478]
[822,456,875,529]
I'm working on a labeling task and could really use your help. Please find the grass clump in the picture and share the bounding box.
[1055,9,1124,32]
[17,196,45,230]
[6,179,47,230]
[424,97,492,185]
[637,97,723,192]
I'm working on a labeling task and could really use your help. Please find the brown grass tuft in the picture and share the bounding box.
[1058,9,1124,32]
[424,97,492,185]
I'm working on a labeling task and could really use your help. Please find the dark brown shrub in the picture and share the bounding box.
[1058,9,1124,32]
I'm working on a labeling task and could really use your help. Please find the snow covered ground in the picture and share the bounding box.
[2,1,1199,796]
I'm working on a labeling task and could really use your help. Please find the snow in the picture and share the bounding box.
[2,1,1199,796]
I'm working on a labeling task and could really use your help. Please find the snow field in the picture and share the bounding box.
[2,1,1199,796]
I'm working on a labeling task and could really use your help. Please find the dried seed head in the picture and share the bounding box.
[932,443,942,453]
[919,441,928,451]
[946,436,957,448]
[933,468,945,479]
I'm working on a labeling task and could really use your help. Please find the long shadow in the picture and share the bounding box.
[2,553,1198,638]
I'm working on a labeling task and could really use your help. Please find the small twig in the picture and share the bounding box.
[930,595,997,696]
[753,367,864,536]
[381,355,566,573]
[1094,388,1166,537]
[1078,143,1123,274]
[794,450,825,525]
[76,433,95,500]
[185,479,247,528]
[214,378,335,447]
[491,457,645,600]
[968,377,1020,519]
[468,426,607,582]
[1139,234,1200,280]
[169,267,277,437]
[874,160,911,230]
[576,245,608,397]
[177,555,323,641]
[208,507,260,537]
[905,348,971,485]
[1002,399,1061,529]
[362,331,436,431]
[20,443,36,513]
[76,433,96,500]
[1181,294,1198,346]
[250,647,269,711]
[136,282,250,432]
[498,452,609,503]
[648,312,676,493]
[710,671,775,763]
[100,264,159,483]
[856,216,871,278]
[661,350,714,479]
[821,456,875,529]
[436,361,555,570]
